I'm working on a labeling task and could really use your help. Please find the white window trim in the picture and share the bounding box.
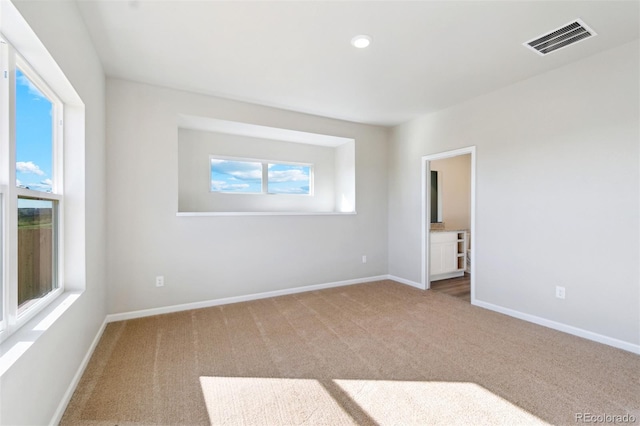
[0,37,65,344]
[209,154,314,196]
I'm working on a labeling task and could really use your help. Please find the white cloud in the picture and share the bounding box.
[42,178,53,186]
[211,180,226,191]
[16,179,22,187]
[210,180,250,191]
[210,180,227,191]
[229,170,262,180]
[270,186,308,194]
[16,161,45,176]
[211,159,262,181]
[18,182,52,192]
[17,73,48,100]
[268,169,309,183]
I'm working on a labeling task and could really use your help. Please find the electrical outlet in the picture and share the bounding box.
[156,276,164,287]
[555,286,565,299]
[362,255,367,264]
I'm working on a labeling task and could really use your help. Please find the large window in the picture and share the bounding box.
[0,38,64,339]
[210,156,313,196]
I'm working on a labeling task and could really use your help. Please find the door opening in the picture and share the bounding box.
[422,147,476,303]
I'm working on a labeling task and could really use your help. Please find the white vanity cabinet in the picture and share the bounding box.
[430,231,467,281]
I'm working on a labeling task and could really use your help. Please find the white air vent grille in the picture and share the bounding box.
[524,19,596,56]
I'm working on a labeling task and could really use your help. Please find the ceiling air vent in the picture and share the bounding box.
[524,19,597,56]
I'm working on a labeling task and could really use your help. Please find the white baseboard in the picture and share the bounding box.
[50,317,108,426]
[104,276,640,354]
[473,300,640,355]
[387,275,425,290]
[106,275,389,323]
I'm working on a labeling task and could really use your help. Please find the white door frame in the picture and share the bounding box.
[421,146,476,303]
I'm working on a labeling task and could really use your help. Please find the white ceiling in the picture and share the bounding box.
[76,1,639,126]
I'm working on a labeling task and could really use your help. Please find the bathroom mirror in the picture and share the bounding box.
[430,170,443,223]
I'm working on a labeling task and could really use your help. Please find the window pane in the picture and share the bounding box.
[210,159,262,193]
[18,197,57,308]
[15,68,54,193]
[268,163,311,195]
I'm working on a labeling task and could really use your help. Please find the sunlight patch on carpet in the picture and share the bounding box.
[200,376,549,425]
[334,379,549,425]
[200,377,356,425]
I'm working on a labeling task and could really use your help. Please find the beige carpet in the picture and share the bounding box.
[61,280,640,425]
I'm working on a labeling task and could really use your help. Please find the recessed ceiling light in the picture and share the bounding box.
[351,35,372,49]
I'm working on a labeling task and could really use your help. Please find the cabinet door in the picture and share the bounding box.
[440,241,458,273]
[430,244,444,275]
[430,232,458,276]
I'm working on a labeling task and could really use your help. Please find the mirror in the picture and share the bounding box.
[430,170,443,223]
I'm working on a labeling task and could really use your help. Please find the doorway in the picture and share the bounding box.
[421,147,476,303]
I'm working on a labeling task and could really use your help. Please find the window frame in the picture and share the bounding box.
[209,155,314,196]
[0,37,65,342]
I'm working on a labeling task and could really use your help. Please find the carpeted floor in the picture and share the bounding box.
[61,280,640,425]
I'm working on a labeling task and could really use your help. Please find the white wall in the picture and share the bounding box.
[107,79,388,314]
[0,1,106,425]
[335,141,356,212]
[389,41,639,346]
[430,154,471,230]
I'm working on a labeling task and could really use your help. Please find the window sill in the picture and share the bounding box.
[0,291,82,377]
[176,211,357,217]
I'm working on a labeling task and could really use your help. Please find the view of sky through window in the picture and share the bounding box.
[210,159,263,193]
[268,163,310,194]
[15,68,53,193]
[210,158,311,194]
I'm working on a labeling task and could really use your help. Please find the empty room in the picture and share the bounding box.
[0,1,638,425]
